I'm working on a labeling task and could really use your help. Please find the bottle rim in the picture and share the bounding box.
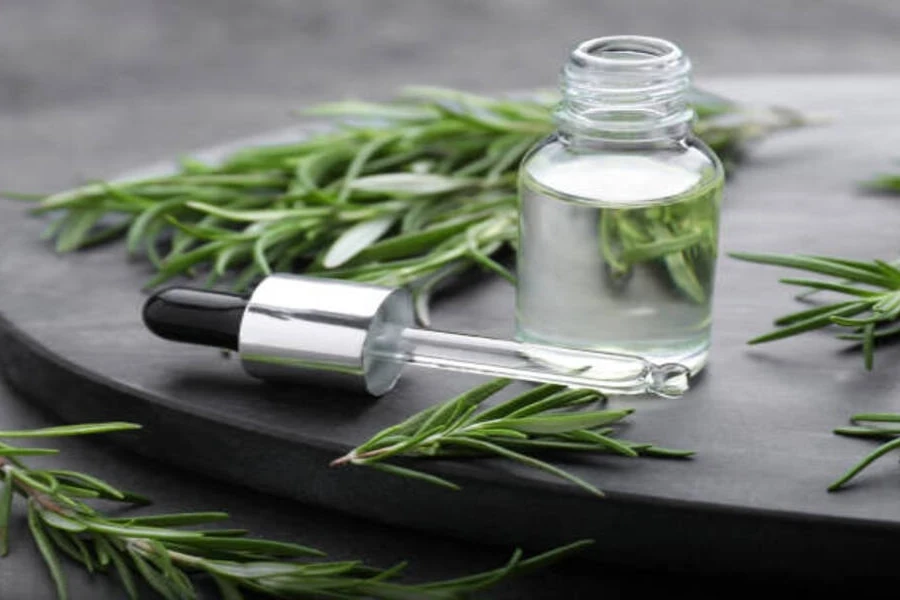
[570,36,688,74]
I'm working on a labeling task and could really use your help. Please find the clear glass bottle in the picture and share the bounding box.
[516,36,724,375]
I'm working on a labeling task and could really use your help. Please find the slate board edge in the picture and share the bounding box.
[4,309,900,578]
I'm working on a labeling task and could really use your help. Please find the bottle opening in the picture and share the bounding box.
[573,36,682,68]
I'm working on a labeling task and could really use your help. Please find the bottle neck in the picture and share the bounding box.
[555,36,694,146]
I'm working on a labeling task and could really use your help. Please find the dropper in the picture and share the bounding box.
[143,274,689,398]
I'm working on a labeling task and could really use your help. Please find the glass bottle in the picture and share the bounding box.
[516,36,724,375]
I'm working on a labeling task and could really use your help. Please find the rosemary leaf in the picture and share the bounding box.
[472,384,569,422]
[27,503,68,600]
[107,512,230,527]
[731,253,893,288]
[323,215,398,268]
[777,278,880,298]
[97,537,140,600]
[0,422,140,438]
[419,539,593,591]
[367,462,461,491]
[44,470,127,500]
[0,469,12,556]
[0,447,60,457]
[834,426,900,439]
[829,437,900,492]
[127,546,181,599]
[852,413,900,423]
[43,525,93,572]
[450,437,607,498]
[38,510,87,533]
[495,409,634,434]
[349,173,473,196]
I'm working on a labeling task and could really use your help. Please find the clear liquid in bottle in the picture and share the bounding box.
[517,151,723,374]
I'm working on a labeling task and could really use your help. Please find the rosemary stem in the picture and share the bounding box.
[0,459,70,516]
[127,537,204,570]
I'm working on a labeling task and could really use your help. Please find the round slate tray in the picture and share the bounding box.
[3,76,900,578]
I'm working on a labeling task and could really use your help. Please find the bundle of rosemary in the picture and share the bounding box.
[22,87,809,315]
[0,421,591,600]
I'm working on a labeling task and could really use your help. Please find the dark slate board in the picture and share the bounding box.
[3,77,900,579]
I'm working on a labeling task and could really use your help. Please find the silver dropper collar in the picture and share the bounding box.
[239,274,414,396]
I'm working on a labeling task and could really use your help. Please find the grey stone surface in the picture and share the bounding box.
[1,0,899,193]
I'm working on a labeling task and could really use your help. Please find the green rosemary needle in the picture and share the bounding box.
[16,87,810,321]
[0,421,592,600]
[830,413,900,491]
[730,252,900,369]
[332,379,693,498]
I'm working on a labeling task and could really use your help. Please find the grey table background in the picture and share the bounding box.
[2,1,899,598]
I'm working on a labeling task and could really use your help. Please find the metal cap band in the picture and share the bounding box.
[238,274,414,396]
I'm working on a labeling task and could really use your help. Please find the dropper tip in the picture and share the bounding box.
[648,363,691,398]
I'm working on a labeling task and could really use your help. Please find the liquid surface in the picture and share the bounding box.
[516,149,723,373]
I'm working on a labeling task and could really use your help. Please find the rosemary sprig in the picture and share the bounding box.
[830,413,900,491]
[691,96,812,173]
[0,421,592,599]
[18,88,809,319]
[332,379,693,498]
[599,179,721,303]
[730,252,900,369]
[864,164,900,194]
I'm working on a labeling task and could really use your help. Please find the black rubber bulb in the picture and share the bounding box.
[143,288,248,351]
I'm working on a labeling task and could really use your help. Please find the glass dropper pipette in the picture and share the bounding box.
[143,274,690,398]
[370,326,688,398]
